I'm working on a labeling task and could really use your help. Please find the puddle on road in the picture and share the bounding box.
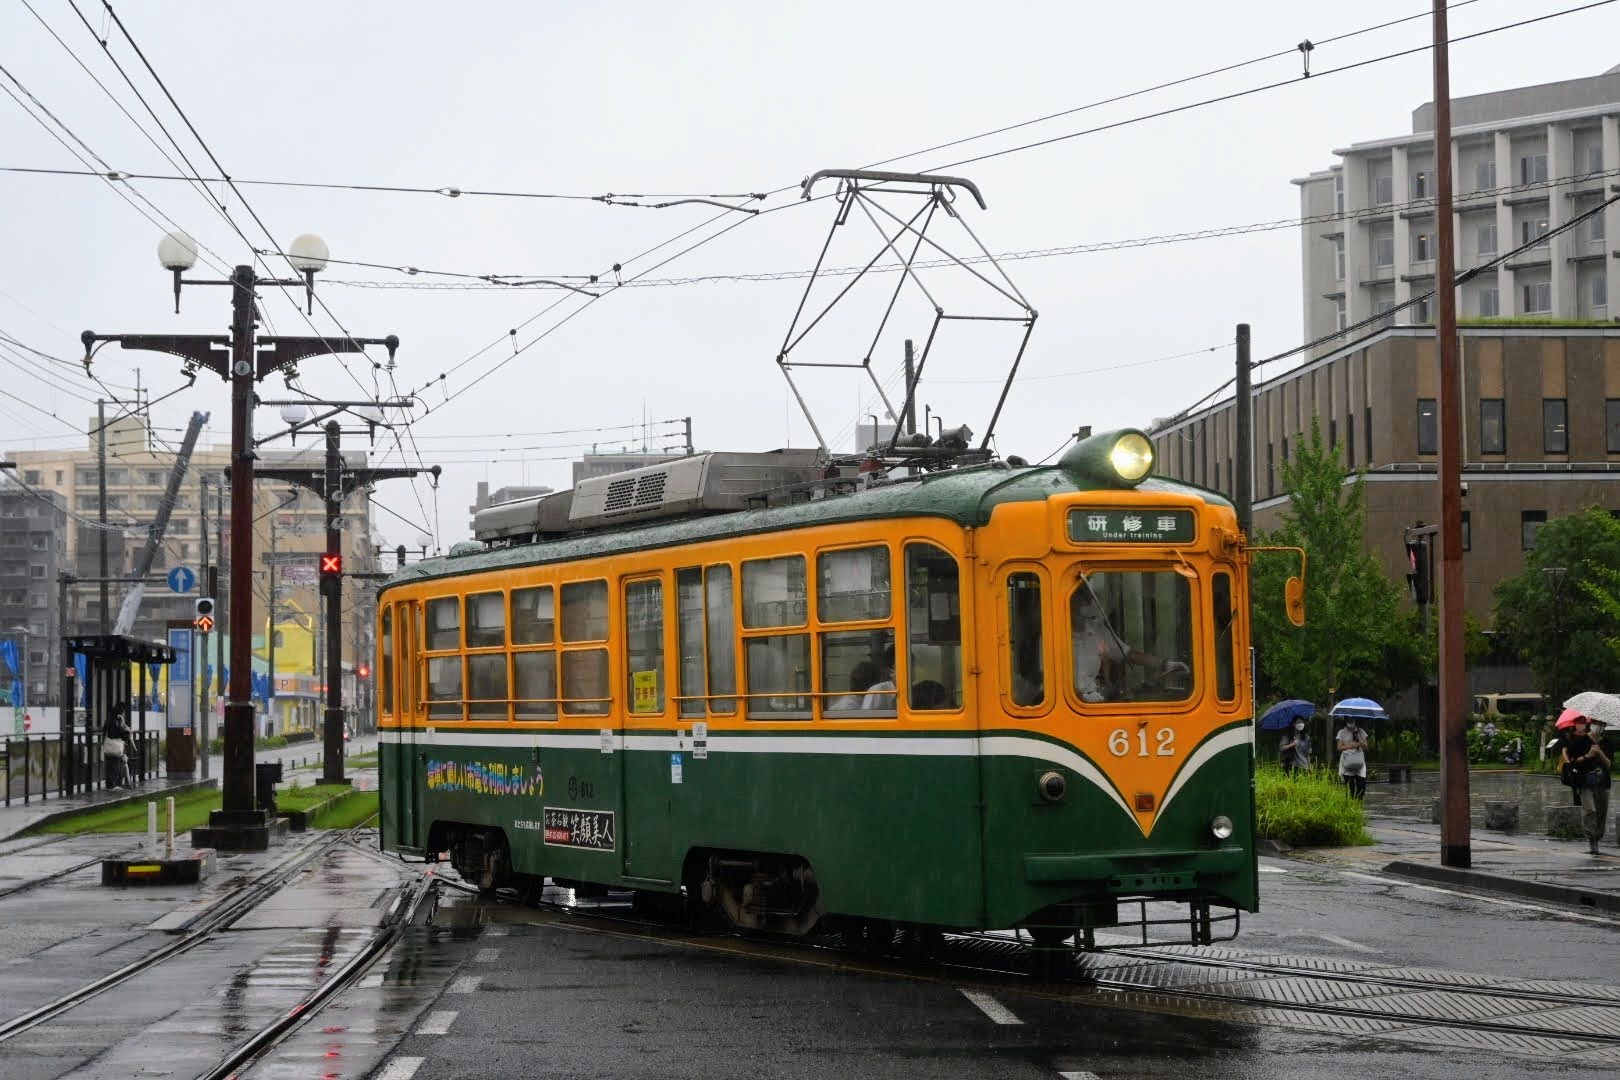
[1366,769,1579,835]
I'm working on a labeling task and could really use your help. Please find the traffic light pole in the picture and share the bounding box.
[82,265,398,850]
[258,420,437,786]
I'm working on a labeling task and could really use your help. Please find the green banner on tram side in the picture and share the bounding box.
[1067,508,1196,544]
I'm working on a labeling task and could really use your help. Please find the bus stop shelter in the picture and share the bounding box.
[63,635,177,794]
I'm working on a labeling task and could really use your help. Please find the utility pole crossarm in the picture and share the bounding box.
[84,332,231,378]
[254,334,397,380]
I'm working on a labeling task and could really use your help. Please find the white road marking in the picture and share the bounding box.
[416,1010,457,1035]
[475,947,500,962]
[377,1058,424,1080]
[1343,870,1620,926]
[1292,930,1375,954]
[960,988,1023,1025]
[358,973,385,988]
[448,975,482,993]
[1059,1072,1101,1080]
[1258,864,1288,874]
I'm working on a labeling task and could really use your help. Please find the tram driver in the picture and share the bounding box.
[1071,583,1186,702]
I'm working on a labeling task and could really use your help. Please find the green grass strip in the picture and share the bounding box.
[35,787,222,835]
[1255,764,1374,847]
[310,790,379,830]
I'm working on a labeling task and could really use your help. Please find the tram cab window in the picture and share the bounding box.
[742,556,810,719]
[1007,573,1045,707]
[1070,571,1194,704]
[906,543,961,710]
[380,607,393,714]
[1212,572,1237,703]
[466,591,505,648]
[426,597,460,650]
[817,546,891,623]
[821,629,896,717]
[625,579,666,715]
[561,581,610,715]
[512,586,555,644]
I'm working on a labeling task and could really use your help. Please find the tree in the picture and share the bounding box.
[1251,416,1418,706]
[1494,508,1620,699]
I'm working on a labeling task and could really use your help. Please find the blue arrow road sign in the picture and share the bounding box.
[167,566,196,593]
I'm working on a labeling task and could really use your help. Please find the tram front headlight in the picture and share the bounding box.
[1209,814,1235,840]
[1109,433,1154,483]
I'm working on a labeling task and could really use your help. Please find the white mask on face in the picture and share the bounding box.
[1294,722,1305,730]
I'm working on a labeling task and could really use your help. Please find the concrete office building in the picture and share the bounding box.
[0,482,68,705]
[1295,66,1620,350]
[1149,325,1620,631]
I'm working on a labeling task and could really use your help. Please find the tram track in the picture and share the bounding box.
[441,876,1620,1054]
[0,824,373,1045]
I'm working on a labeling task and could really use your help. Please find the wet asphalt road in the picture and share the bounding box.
[248,853,1620,1080]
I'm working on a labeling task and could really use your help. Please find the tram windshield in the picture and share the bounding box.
[1069,571,1194,704]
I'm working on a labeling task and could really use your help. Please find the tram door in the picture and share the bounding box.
[620,575,674,882]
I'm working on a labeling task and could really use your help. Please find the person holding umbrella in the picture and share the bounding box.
[1331,697,1385,800]
[1558,710,1611,855]
[1260,700,1316,773]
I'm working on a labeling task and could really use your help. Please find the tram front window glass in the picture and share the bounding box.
[426,597,460,650]
[1212,572,1237,702]
[626,579,665,715]
[1070,572,1194,704]
[821,629,896,717]
[513,652,557,719]
[705,564,737,713]
[677,568,706,718]
[561,649,610,715]
[1007,572,1045,707]
[512,586,555,645]
[817,546,891,623]
[742,555,807,628]
[466,591,505,648]
[426,655,461,720]
[562,580,609,642]
[468,655,508,720]
[380,607,393,714]
[745,633,811,719]
[907,543,961,710]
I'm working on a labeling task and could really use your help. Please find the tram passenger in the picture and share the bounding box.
[864,643,897,710]
[830,661,885,711]
[1070,587,1182,702]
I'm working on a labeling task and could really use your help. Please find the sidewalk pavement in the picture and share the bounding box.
[1298,814,1620,914]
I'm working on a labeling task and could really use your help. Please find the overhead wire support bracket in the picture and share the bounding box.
[774,167,1035,461]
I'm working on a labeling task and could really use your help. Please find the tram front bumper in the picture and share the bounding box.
[1023,847,1248,891]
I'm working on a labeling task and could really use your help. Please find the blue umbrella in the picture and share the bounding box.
[1330,696,1389,721]
[1258,699,1316,732]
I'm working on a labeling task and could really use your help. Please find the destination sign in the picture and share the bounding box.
[1067,508,1196,544]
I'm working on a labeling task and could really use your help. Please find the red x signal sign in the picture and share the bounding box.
[319,553,342,576]
[194,614,215,633]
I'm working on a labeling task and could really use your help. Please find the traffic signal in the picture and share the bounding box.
[357,664,370,679]
[319,553,342,576]
[194,596,216,633]
[1404,538,1430,606]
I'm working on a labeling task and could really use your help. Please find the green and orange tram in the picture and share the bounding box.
[375,428,1277,947]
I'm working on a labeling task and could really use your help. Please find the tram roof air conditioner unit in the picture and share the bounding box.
[568,450,823,529]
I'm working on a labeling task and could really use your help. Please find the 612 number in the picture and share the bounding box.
[1109,728,1175,757]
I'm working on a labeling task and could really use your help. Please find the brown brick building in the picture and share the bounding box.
[1150,325,1620,626]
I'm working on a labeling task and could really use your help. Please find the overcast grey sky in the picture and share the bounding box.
[3,1,1617,549]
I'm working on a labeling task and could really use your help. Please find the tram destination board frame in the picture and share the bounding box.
[1067,508,1196,544]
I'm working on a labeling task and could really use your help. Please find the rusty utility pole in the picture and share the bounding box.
[1432,0,1470,869]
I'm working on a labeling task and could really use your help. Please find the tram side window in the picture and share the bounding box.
[512,586,555,644]
[907,543,962,710]
[1212,572,1237,703]
[817,546,891,623]
[742,556,810,719]
[677,569,705,718]
[426,597,460,650]
[380,607,393,714]
[426,656,461,720]
[561,580,610,715]
[512,585,557,720]
[821,629,896,717]
[626,579,665,715]
[704,565,737,714]
[1007,573,1045,707]
[466,591,505,648]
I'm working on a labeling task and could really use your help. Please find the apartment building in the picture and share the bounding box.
[1295,65,1620,349]
[0,483,67,705]
[4,415,379,670]
[1149,325,1620,627]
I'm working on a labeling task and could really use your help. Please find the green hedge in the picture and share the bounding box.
[1255,765,1372,847]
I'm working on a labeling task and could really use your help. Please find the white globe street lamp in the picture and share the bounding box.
[157,231,200,312]
[287,233,330,313]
